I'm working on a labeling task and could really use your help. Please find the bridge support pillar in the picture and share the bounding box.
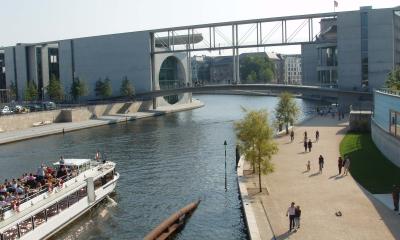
[152,97,157,110]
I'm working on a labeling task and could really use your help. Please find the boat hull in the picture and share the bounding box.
[19,173,119,240]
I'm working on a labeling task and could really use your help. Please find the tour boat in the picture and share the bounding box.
[0,158,119,240]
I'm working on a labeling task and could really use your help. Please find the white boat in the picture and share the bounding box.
[0,158,119,240]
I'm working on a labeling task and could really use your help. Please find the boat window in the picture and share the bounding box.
[2,225,18,240]
[18,217,33,237]
[58,197,69,211]
[79,187,87,199]
[94,178,103,190]
[33,210,46,227]
[46,203,58,219]
[69,191,79,206]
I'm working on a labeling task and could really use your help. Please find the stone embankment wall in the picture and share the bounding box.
[0,101,151,132]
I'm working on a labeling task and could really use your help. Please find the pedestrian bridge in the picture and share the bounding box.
[135,84,372,99]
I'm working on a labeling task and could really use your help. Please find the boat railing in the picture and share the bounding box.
[0,172,77,216]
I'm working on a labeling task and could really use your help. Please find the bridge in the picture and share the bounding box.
[136,84,371,99]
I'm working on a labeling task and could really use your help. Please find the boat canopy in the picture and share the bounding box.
[54,158,91,167]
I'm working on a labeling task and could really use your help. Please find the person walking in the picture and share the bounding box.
[290,130,294,142]
[304,131,308,142]
[294,205,301,230]
[286,202,296,232]
[307,139,312,152]
[338,157,343,175]
[343,156,351,176]
[392,185,399,212]
[304,140,308,152]
[318,155,324,173]
[315,130,320,142]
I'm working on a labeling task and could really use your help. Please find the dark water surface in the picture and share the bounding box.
[0,95,317,240]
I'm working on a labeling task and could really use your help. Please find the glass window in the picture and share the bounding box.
[361,40,368,51]
[79,187,87,199]
[2,225,18,240]
[69,191,79,206]
[390,111,400,139]
[33,210,46,227]
[46,203,58,219]
[58,197,69,211]
[19,218,33,237]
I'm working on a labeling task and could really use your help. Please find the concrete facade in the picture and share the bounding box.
[0,31,191,107]
[371,90,400,167]
[302,6,400,91]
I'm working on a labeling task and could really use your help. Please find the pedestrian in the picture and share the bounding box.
[316,130,319,142]
[318,155,324,173]
[343,156,351,175]
[338,157,343,175]
[294,205,301,229]
[290,130,294,142]
[304,131,308,140]
[307,139,312,152]
[95,150,101,161]
[286,202,296,232]
[304,141,308,152]
[306,160,311,172]
[392,184,399,212]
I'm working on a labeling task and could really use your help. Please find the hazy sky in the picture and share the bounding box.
[0,0,396,54]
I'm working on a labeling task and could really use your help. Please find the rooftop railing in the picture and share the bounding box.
[376,88,400,97]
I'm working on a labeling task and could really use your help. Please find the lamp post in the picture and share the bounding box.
[224,140,227,191]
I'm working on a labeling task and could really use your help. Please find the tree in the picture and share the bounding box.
[274,92,300,134]
[234,109,278,192]
[9,81,17,100]
[120,76,135,97]
[240,55,276,83]
[95,77,112,98]
[385,67,400,90]
[46,74,63,101]
[70,77,88,101]
[24,81,38,101]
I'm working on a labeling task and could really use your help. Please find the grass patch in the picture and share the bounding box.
[339,133,400,194]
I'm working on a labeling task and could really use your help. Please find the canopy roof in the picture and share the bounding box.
[54,158,90,167]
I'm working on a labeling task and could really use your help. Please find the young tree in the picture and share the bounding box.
[120,76,135,97]
[385,67,400,90]
[275,92,300,134]
[46,74,64,101]
[235,109,278,192]
[9,81,17,100]
[24,81,38,101]
[70,77,88,101]
[95,77,112,98]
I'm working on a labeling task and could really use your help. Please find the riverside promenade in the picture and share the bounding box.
[241,116,400,240]
[0,100,203,145]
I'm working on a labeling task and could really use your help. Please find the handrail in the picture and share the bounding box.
[377,88,400,96]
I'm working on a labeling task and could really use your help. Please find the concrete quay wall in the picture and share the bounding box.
[0,101,152,132]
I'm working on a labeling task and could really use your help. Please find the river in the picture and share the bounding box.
[0,95,317,239]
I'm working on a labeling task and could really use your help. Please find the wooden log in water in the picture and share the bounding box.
[144,200,201,240]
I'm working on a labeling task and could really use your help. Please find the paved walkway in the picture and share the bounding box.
[0,100,204,145]
[243,115,400,240]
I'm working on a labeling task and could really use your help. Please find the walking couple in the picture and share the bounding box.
[337,156,351,175]
[286,202,301,232]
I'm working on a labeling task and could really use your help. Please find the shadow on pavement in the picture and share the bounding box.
[274,229,296,240]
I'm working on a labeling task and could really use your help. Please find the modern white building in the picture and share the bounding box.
[0,32,201,106]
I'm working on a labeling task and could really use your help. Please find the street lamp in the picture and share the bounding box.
[224,140,227,191]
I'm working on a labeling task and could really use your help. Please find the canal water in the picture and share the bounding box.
[0,95,317,240]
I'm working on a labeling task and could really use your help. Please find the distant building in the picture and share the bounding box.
[302,6,400,91]
[282,54,302,85]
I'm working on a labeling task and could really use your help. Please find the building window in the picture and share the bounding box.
[361,11,368,87]
[390,110,400,139]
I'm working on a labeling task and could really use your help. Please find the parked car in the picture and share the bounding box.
[42,101,56,110]
[0,106,13,115]
[26,104,43,112]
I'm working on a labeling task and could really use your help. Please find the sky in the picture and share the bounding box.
[0,0,397,54]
